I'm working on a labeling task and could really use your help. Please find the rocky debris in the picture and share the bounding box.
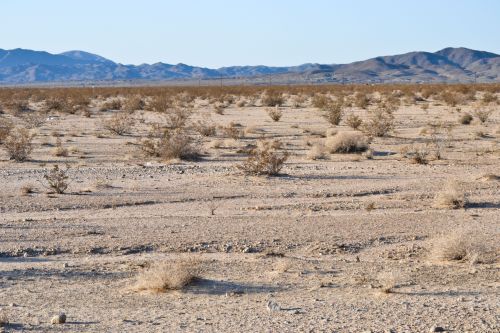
[51,312,66,324]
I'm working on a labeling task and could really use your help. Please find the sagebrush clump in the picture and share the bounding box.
[238,141,288,176]
[132,260,200,293]
[326,131,369,154]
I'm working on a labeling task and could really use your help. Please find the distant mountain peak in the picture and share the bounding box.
[0,47,498,84]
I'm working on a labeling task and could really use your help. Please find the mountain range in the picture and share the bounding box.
[0,47,499,85]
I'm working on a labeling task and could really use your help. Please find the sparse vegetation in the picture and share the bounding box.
[3,127,34,161]
[433,180,466,209]
[43,164,70,194]
[103,112,135,135]
[238,141,288,176]
[132,260,200,292]
[326,131,369,153]
[141,129,199,160]
[266,107,283,122]
[459,113,473,125]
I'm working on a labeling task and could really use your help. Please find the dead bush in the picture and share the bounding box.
[354,92,370,109]
[430,231,497,264]
[481,92,497,104]
[221,122,244,140]
[4,100,31,115]
[132,260,200,293]
[193,120,217,137]
[147,95,173,112]
[141,129,199,161]
[52,138,69,157]
[290,95,306,108]
[261,91,284,107]
[345,114,363,130]
[163,108,192,129]
[473,109,492,124]
[123,95,145,112]
[0,118,13,143]
[99,99,123,111]
[312,94,331,109]
[238,141,288,176]
[43,164,70,194]
[103,112,135,135]
[306,143,327,160]
[400,144,429,164]
[433,180,466,209]
[326,131,369,154]
[267,107,283,122]
[3,127,34,161]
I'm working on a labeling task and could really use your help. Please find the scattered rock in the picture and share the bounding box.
[51,313,66,324]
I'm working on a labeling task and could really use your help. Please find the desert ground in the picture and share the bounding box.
[0,85,498,332]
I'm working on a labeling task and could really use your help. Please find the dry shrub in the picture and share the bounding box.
[354,92,370,109]
[4,100,30,115]
[322,102,343,126]
[3,127,34,161]
[440,91,463,107]
[362,108,395,137]
[0,311,8,327]
[290,95,306,108]
[43,164,70,194]
[52,138,68,157]
[163,108,192,129]
[481,92,497,104]
[221,122,244,140]
[267,107,283,122]
[400,144,429,164]
[20,184,35,195]
[123,95,145,112]
[99,98,123,111]
[0,118,13,143]
[376,270,402,294]
[132,260,200,293]
[141,129,199,161]
[238,140,288,176]
[459,113,473,125]
[193,120,216,137]
[430,231,498,264]
[22,112,47,129]
[103,112,135,135]
[473,109,492,124]
[44,97,69,113]
[261,91,284,107]
[326,131,369,154]
[147,95,173,112]
[307,143,327,160]
[345,114,363,130]
[433,180,466,209]
[311,94,331,109]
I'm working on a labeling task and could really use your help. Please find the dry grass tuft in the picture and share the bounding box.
[433,180,466,209]
[377,270,402,294]
[430,231,498,264]
[132,260,200,293]
[326,131,369,154]
[306,143,327,160]
[266,106,283,122]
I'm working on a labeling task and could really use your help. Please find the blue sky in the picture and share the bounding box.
[1,0,499,67]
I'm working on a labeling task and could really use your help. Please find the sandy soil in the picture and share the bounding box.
[0,96,499,332]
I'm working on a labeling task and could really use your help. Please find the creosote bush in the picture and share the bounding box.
[326,131,369,154]
[103,112,135,135]
[141,129,199,161]
[345,114,363,130]
[473,109,492,124]
[43,164,70,194]
[238,141,288,176]
[261,91,284,107]
[322,102,343,126]
[362,108,395,137]
[430,231,497,264]
[3,127,34,161]
[0,118,14,143]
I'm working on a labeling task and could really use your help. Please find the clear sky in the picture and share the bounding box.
[1,0,499,68]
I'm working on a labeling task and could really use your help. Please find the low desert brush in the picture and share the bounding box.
[326,131,369,154]
[52,138,69,157]
[103,112,135,135]
[430,231,497,264]
[473,109,492,124]
[400,144,429,164]
[362,108,395,137]
[433,180,466,209]
[238,141,288,176]
[322,101,343,126]
[132,260,200,293]
[163,107,192,129]
[193,120,217,137]
[306,143,327,160]
[261,90,284,107]
[345,114,363,130]
[221,122,244,140]
[0,117,13,143]
[3,127,34,161]
[141,129,199,161]
[43,164,70,194]
[99,98,123,111]
[267,106,283,122]
[123,95,145,112]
